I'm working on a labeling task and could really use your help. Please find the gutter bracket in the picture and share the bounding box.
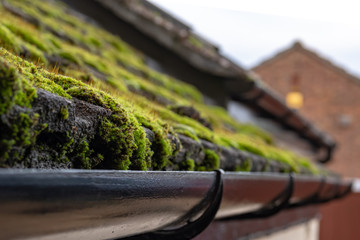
[288,178,326,209]
[314,180,351,204]
[219,174,294,221]
[290,178,352,208]
[119,169,224,240]
[334,182,352,200]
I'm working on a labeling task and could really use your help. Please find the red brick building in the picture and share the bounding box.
[253,41,360,178]
[253,41,360,240]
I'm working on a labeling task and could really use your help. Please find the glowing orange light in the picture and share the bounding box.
[286,91,303,109]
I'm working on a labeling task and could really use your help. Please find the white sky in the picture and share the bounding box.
[150,0,360,76]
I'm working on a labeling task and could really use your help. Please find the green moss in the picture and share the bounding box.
[0,139,15,163]
[65,85,123,113]
[0,56,37,114]
[155,106,215,142]
[0,112,40,164]
[136,114,174,170]
[129,119,153,170]
[0,48,70,98]
[0,57,41,164]
[56,132,74,163]
[179,158,195,171]
[295,157,319,174]
[72,139,91,169]
[0,58,21,114]
[199,149,220,171]
[0,24,21,54]
[106,77,128,93]
[238,158,252,172]
[196,166,207,171]
[45,33,62,49]
[59,105,69,120]
[96,115,136,170]
[3,22,49,52]
[197,105,273,144]
[145,69,203,103]
[67,86,107,107]
[16,113,37,145]
[173,124,200,142]
[23,42,48,65]
[188,35,204,49]
[58,50,81,65]
[89,37,102,47]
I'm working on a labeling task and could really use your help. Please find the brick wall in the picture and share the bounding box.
[254,45,360,178]
[319,193,360,240]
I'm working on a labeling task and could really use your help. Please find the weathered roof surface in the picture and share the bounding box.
[0,0,327,175]
[63,0,245,79]
[109,0,241,77]
[63,0,336,162]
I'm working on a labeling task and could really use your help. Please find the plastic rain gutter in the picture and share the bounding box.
[0,169,352,240]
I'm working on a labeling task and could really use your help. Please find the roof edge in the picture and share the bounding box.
[253,40,360,84]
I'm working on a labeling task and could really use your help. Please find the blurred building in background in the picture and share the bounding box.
[253,41,360,240]
[253,41,360,178]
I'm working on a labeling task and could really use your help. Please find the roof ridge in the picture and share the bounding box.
[253,41,360,84]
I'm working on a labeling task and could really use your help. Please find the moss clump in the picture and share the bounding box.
[55,131,74,164]
[295,157,319,175]
[136,114,174,170]
[179,158,195,171]
[0,49,70,99]
[96,115,137,170]
[58,50,81,65]
[66,86,106,107]
[71,138,92,169]
[0,56,37,115]
[3,22,49,52]
[128,115,153,170]
[237,158,252,172]
[22,42,48,65]
[59,105,69,120]
[173,124,200,142]
[198,149,220,171]
[0,58,21,114]
[94,113,152,170]
[0,57,39,163]
[0,112,40,164]
[130,128,152,170]
[0,24,21,54]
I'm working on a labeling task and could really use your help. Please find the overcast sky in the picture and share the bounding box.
[150,0,360,76]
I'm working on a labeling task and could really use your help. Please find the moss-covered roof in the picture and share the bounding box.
[0,0,323,174]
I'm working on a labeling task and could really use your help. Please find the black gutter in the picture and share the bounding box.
[0,169,351,239]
